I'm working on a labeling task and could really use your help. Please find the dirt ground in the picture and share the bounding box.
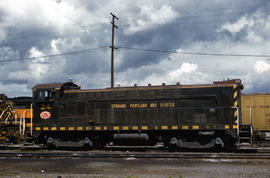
[0,158,270,178]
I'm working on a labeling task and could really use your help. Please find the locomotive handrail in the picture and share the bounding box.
[250,106,253,137]
[11,109,32,136]
[22,111,26,135]
[30,103,33,136]
[4,112,11,124]
[0,109,7,119]
[108,106,241,111]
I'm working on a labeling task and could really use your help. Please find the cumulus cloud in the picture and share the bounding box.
[124,4,179,35]
[254,60,270,73]
[220,16,254,34]
[0,0,270,97]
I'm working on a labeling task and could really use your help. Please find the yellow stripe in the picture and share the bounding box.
[113,126,119,130]
[104,126,107,130]
[182,125,189,129]
[85,126,90,130]
[234,100,238,107]
[60,127,65,131]
[234,110,238,117]
[234,119,238,124]
[68,127,74,131]
[77,127,83,130]
[122,126,129,130]
[51,127,57,131]
[154,126,158,130]
[35,127,41,131]
[192,125,199,130]
[225,125,230,129]
[0,136,7,140]
[132,126,138,130]
[205,125,210,129]
[26,123,32,127]
[233,91,237,99]
[95,126,101,130]
[142,126,148,130]
[233,125,238,129]
[172,126,178,130]
[161,126,168,130]
[43,127,48,131]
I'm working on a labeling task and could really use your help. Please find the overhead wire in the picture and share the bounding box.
[0,46,109,63]
[116,46,270,58]
[1,45,270,64]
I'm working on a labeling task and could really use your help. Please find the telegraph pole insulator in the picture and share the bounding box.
[110,13,119,88]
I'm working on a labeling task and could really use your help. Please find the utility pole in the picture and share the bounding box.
[110,12,119,88]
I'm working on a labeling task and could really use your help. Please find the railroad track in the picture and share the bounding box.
[0,151,270,159]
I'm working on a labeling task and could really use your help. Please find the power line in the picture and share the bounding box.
[117,46,270,58]
[1,45,270,64]
[0,46,109,63]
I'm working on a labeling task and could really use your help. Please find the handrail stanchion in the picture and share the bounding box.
[30,103,33,136]
[0,109,7,119]
[23,111,26,135]
[250,106,253,137]
[19,115,22,135]
[236,107,240,137]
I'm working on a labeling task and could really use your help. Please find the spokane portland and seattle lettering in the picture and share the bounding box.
[111,102,175,109]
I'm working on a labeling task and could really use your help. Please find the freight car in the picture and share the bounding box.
[32,79,243,151]
[241,94,270,141]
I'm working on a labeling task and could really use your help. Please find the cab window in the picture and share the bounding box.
[37,90,55,100]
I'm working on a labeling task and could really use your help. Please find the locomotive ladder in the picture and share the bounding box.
[238,106,253,145]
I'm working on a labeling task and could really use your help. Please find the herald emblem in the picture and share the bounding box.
[40,111,51,119]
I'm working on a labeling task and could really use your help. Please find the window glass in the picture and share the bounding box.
[45,91,49,98]
[39,91,44,99]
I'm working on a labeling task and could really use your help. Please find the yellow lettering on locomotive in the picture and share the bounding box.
[130,103,147,108]
[40,104,51,110]
[111,104,127,109]
[160,102,175,108]
[40,104,45,110]
[46,104,51,110]
[150,103,157,108]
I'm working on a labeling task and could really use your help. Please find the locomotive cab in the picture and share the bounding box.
[32,80,80,145]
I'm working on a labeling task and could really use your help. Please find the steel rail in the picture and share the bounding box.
[0,151,270,159]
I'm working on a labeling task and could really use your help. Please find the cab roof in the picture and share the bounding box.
[32,82,80,91]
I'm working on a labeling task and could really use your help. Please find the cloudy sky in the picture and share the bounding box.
[0,0,270,97]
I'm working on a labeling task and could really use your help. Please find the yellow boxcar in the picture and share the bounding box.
[241,94,270,132]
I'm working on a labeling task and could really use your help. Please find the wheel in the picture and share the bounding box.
[82,137,92,150]
[44,137,55,150]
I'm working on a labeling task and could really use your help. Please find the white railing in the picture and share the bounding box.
[11,110,33,136]
[0,109,7,119]
[249,106,253,137]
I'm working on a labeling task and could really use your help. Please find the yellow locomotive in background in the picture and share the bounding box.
[0,94,32,143]
[241,94,270,141]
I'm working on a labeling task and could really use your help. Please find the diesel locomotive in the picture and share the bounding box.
[31,79,243,151]
[0,95,33,143]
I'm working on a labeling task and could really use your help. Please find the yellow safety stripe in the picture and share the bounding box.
[34,124,237,131]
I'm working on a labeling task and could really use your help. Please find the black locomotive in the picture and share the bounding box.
[32,79,243,150]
